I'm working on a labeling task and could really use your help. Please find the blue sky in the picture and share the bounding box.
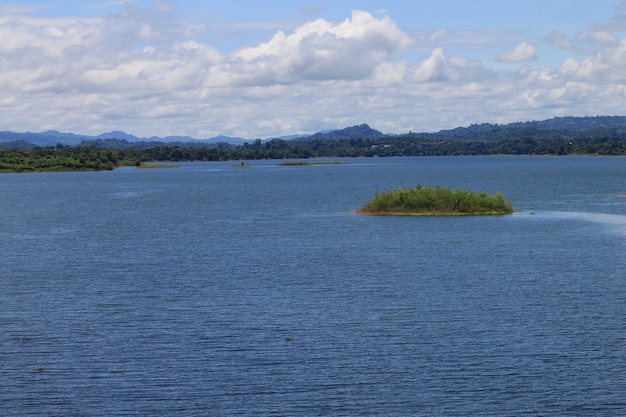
[1,0,626,138]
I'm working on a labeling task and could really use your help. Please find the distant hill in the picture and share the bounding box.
[97,131,142,141]
[0,130,250,148]
[422,115,626,141]
[202,135,249,145]
[0,131,87,147]
[94,131,250,145]
[0,124,385,149]
[293,124,385,142]
[508,115,626,131]
[2,116,626,149]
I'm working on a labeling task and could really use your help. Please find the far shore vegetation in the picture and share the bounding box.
[0,147,119,172]
[277,161,342,166]
[357,185,514,216]
[2,116,626,173]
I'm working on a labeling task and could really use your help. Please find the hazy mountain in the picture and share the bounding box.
[201,135,250,145]
[293,124,385,142]
[0,126,378,148]
[2,116,626,149]
[40,130,88,140]
[277,133,310,140]
[97,131,142,141]
[0,131,86,147]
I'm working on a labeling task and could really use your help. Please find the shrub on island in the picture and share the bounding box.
[357,185,513,216]
[277,161,342,166]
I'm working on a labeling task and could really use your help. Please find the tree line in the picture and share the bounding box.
[113,133,625,162]
[1,130,625,172]
[0,146,119,172]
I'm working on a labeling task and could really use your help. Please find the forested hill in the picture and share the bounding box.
[1,116,626,171]
[2,116,626,150]
[509,115,626,131]
[293,116,626,143]
[411,116,626,141]
[292,124,385,142]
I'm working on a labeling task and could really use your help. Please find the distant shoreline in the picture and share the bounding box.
[1,151,625,174]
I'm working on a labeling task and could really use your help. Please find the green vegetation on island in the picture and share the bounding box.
[357,185,514,216]
[135,163,180,169]
[0,146,119,172]
[277,161,342,166]
[233,162,251,168]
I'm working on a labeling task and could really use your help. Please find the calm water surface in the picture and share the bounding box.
[1,156,625,416]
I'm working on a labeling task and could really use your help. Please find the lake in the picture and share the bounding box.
[1,156,625,416]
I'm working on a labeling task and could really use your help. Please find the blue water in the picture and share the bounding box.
[1,156,625,416]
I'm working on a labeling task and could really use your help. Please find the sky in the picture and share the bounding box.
[2,0,626,138]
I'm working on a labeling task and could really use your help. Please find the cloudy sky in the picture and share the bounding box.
[2,0,626,138]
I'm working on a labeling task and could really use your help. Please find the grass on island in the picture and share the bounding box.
[135,162,180,169]
[118,160,180,169]
[278,161,342,166]
[357,185,514,216]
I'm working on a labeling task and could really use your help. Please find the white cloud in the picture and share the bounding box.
[560,39,626,82]
[496,42,538,62]
[548,31,573,49]
[1,3,626,138]
[370,61,409,86]
[231,10,413,83]
[411,48,450,82]
[577,28,619,45]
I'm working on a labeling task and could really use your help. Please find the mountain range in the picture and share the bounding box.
[1,116,626,149]
[0,124,386,148]
[0,130,251,148]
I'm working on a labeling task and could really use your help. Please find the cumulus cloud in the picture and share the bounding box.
[561,39,626,82]
[0,6,415,136]
[1,3,626,138]
[231,10,413,82]
[411,48,451,82]
[495,42,538,62]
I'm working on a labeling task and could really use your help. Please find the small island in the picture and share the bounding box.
[278,161,342,166]
[136,162,180,169]
[233,162,252,168]
[357,185,514,216]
